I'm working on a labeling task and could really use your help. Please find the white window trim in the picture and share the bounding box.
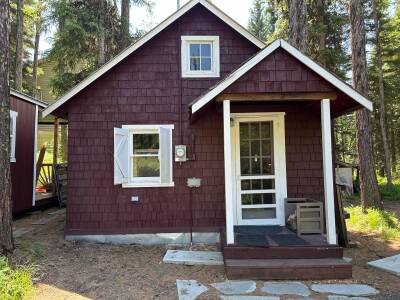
[181,36,220,78]
[10,110,18,163]
[121,124,174,188]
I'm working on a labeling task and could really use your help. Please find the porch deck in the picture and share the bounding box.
[222,226,352,280]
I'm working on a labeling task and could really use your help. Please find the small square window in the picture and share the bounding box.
[181,36,220,78]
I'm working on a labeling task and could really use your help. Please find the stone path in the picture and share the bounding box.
[176,280,379,300]
[367,254,400,276]
[163,250,224,266]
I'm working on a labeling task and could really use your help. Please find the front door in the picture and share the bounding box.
[233,113,287,226]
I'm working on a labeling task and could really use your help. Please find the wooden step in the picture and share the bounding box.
[225,258,352,280]
[223,245,343,259]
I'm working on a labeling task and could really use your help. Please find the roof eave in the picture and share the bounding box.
[10,89,48,108]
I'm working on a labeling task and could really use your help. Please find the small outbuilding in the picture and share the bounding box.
[9,89,48,215]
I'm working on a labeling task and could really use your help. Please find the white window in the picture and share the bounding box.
[10,110,18,163]
[114,125,174,188]
[181,36,220,78]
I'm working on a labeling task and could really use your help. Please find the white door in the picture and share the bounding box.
[233,113,287,226]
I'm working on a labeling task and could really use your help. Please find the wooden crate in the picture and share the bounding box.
[296,202,324,235]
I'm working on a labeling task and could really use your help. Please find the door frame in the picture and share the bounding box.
[231,112,287,226]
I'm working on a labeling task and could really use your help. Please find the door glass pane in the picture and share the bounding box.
[240,140,249,156]
[241,193,276,205]
[250,140,260,156]
[250,157,261,174]
[262,179,274,189]
[133,157,160,177]
[261,122,271,138]
[250,123,259,139]
[262,157,273,174]
[242,208,276,219]
[241,179,275,190]
[261,140,272,156]
[239,123,249,140]
[240,158,250,175]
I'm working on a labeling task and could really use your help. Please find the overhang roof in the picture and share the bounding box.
[10,89,48,108]
[42,0,265,117]
[190,39,373,114]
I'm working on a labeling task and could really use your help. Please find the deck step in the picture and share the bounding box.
[223,246,343,259]
[225,258,352,280]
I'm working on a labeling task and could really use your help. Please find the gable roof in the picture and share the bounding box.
[10,89,48,108]
[190,39,373,114]
[42,0,265,117]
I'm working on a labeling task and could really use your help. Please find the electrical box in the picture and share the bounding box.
[175,145,187,162]
[187,177,201,188]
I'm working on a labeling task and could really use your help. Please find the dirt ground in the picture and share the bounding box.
[9,202,400,300]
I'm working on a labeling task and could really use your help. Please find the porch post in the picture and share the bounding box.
[321,99,337,245]
[223,100,234,244]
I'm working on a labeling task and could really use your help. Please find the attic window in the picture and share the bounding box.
[181,36,220,78]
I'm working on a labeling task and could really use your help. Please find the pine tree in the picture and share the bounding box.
[349,0,382,209]
[0,0,15,255]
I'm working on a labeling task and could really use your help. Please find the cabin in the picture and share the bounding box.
[9,89,48,215]
[42,0,373,280]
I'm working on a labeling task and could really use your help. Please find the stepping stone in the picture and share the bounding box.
[48,208,66,215]
[261,282,310,297]
[310,284,378,296]
[164,250,223,266]
[13,228,33,238]
[212,281,256,295]
[221,296,280,300]
[367,254,400,276]
[328,296,371,300]
[31,215,58,225]
[343,257,353,263]
[176,280,208,300]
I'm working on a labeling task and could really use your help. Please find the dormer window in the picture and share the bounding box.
[181,36,220,78]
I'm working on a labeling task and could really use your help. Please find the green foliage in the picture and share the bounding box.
[345,205,400,240]
[0,257,35,300]
[248,0,277,41]
[377,176,400,201]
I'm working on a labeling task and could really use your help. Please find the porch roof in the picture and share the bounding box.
[189,39,373,115]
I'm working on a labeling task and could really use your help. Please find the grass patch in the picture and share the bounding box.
[0,256,35,300]
[377,176,400,201]
[19,241,45,263]
[345,205,400,240]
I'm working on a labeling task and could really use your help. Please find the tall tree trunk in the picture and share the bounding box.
[349,0,382,209]
[372,0,393,189]
[288,0,308,53]
[0,0,15,255]
[32,20,41,97]
[315,0,326,65]
[98,0,106,66]
[121,0,130,49]
[14,0,24,91]
[391,128,396,173]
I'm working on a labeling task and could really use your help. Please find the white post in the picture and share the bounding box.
[321,99,337,245]
[223,100,234,244]
[32,104,39,207]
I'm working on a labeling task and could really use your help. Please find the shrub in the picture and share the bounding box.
[345,205,400,240]
[377,176,400,201]
[0,256,35,300]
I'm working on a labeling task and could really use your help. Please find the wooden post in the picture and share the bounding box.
[53,117,59,166]
[321,99,338,245]
[223,100,234,244]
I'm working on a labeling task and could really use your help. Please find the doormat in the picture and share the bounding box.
[236,234,269,247]
[269,234,309,246]
[234,226,283,235]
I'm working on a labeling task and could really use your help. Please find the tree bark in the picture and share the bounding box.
[98,0,106,66]
[121,0,130,49]
[15,0,24,91]
[372,0,393,189]
[390,128,396,173]
[349,0,382,209]
[288,0,308,53]
[0,0,15,255]
[32,20,41,97]
[315,0,326,65]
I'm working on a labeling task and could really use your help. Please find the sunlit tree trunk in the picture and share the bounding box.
[15,0,24,91]
[288,0,308,53]
[372,0,393,189]
[32,20,41,96]
[0,0,15,255]
[349,0,382,209]
[121,0,130,48]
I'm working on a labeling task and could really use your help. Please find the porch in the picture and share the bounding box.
[221,226,352,280]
